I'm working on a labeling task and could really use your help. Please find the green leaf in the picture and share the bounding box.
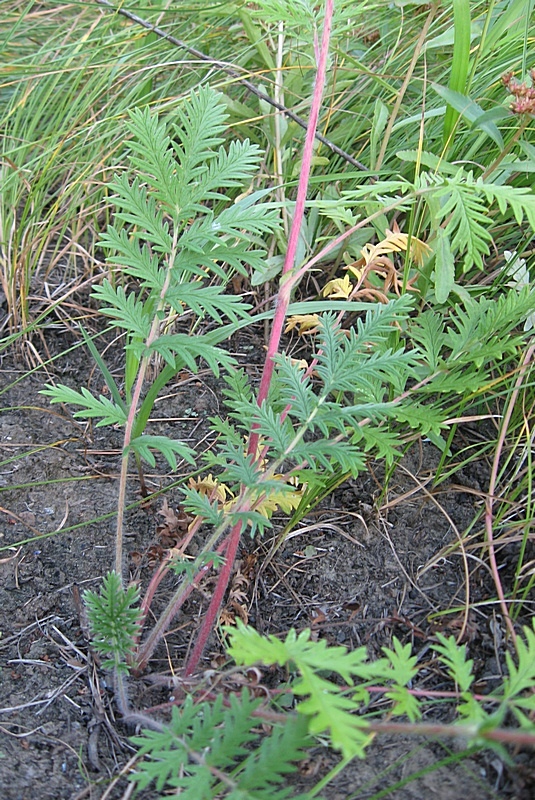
[432,634,474,693]
[382,402,446,437]
[434,226,455,303]
[79,325,126,413]
[104,174,173,252]
[180,488,224,528]
[409,310,444,372]
[503,621,535,699]
[380,638,419,686]
[477,181,535,230]
[236,715,310,796]
[237,7,276,70]
[202,138,263,195]
[146,335,236,376]
[124,105,180,210]
[130,690,309,798]
[165,283,252,324]
[352,424,402,463]
[384,685,422,722]
[370,98,389,167]
[430,171,492,270]
[98,229,165,291]
[227,624,386,759]
[396,149,459,176]
[40,384,127,427]
[433,84,504,149]
[84,571,141,671]
[295,669,373,758]
[293,438,367,476]
[442,0,471,147]
[128,435,196,470]
[91,281,151,339]
[172,85,228,175]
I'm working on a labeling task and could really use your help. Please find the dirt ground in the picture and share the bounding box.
[0,321,533,800]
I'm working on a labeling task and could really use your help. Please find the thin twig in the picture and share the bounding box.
[94,0,367,170]
[486,342,535,646]
[375,3,438,170]
[183,0,336,677]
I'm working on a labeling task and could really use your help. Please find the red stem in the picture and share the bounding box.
[183,516,245,676]
[248,0,334,458]
[136,536,230,672]
[183,0,335,677]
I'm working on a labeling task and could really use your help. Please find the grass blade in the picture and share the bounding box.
[443,0,471,148]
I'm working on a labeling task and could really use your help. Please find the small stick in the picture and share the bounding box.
[183,0,336,677]
[95,0,367,170]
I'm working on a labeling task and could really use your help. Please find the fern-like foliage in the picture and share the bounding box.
[409,287,535,384]
[130,690,312,799]
[421,168,535,273]
[190,278,535,538]
[502,623,535,732]
[227,623,434,757]
[41,86,279,470]
[186,297,424,537]
[128,435,196,471]
[227,623,384,759]
[227,620,535,763]
[341,167,535,289]
[84,572,141,673]
[40,384,127,427]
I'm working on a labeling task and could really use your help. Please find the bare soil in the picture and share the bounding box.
[0,322,533,800]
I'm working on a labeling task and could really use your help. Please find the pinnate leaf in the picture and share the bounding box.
[40,384,127,427]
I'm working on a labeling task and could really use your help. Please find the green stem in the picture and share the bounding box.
[481,117,530,180]
[115,228,179,579]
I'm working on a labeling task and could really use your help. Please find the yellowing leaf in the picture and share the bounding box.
[322,275,354,299]
[188,474,230,504]
[253,484,303,519]
[410,236,432,267]
[290,357,309,370]
[361,230,431,268]
[346,261,366,281]
[285,314,320,334]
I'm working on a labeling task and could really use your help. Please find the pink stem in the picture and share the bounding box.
[183,517,244,676]
[136,536,231,672]
[184,0,335,677]
[138,510,207,630]
[248,0,334,458]
[365,720,535,747]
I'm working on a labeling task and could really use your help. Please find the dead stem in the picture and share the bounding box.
[486,342,535,646]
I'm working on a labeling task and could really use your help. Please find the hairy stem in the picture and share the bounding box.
[115,229,179,578]
[366,719,535,747]
[249,0,334,458]
[177,0,336,677]
[183,516,246,677]
[136,534,231,672]
[115,356,149,577]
